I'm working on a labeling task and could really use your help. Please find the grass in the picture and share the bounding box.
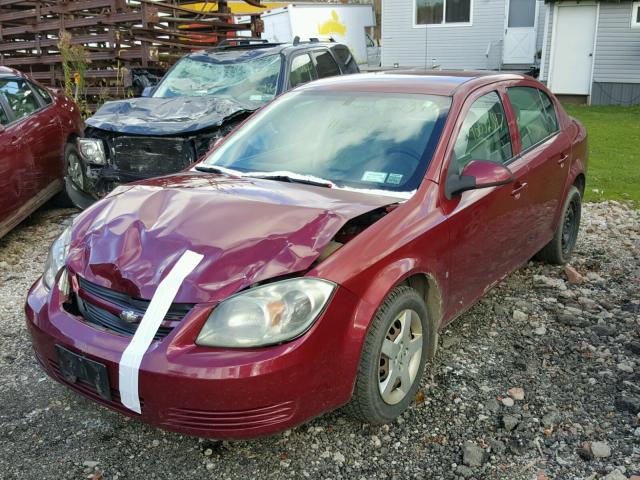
[563,104,640,205]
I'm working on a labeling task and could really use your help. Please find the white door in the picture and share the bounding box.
[549,4,597,95]
[503,0,538,64]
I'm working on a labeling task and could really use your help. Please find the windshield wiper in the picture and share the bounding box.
[194,165,241,176]
[195,166,333,188]
[247,173,333,188]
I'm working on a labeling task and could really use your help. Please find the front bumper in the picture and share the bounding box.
[25,277,365,439]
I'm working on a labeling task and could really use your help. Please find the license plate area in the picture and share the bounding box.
[55,345,112,401]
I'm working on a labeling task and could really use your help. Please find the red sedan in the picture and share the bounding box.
[0,67,83,239]
[26,72,587,438]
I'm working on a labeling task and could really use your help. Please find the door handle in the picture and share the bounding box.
[511,182,528,197]
[557,152,569,164]
[9,135,20,146]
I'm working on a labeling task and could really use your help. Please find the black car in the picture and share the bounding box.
[68,39,359,208]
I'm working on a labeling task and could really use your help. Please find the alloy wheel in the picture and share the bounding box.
[378,309,423,405]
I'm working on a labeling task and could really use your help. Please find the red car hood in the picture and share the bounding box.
[66,173,399,303]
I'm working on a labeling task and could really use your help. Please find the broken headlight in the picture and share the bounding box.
[196,278,335,348]
[42,226,72,290]
[77,138,106,165]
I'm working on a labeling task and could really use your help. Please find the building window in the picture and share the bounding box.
[416,0,471,25]
[632,1,640,28]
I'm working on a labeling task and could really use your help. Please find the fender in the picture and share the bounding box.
[554,118,588,227]
[338,259,445,385]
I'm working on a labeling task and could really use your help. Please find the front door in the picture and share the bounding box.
[503,0,538,64]
[442,90,533,319]
[548,4,597,95]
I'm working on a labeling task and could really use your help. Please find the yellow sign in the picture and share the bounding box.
[183,1,288,15]
[318,10,347,36]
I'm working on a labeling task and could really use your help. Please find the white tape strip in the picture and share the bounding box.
[119,250,203,413]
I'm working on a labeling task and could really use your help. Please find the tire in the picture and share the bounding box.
[345,286,434,424]
[57,142,97,209]
[535,185,582,265]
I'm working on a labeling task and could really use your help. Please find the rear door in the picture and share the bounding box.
[28,81,64,183]
[504,84,570,251]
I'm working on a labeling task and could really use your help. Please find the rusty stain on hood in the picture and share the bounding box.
[66,173,401,303]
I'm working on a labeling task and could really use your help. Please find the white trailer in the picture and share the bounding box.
[261,4,379,66]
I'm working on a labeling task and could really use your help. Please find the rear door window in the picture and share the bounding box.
[330,45,359,74]
[506,87,559,151]
[312,50,341,78]
[289,54,316,88]
[0,79,40,120]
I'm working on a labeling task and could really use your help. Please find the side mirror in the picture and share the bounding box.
[141,86,155,98]
[0,124,5,133]
[445,160,513,199]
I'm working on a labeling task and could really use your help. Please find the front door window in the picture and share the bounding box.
[452,91,513,174]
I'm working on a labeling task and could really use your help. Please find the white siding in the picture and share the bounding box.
[593,2,640,83]
[540,1,640,84]
[536,2,547,52]
[381,0,547,70]
[539,6,554,81]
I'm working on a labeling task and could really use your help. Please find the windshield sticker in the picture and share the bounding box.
[362,171,388,183]
[386,173,403,185]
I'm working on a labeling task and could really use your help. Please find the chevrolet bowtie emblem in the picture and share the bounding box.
[119,310,139,324]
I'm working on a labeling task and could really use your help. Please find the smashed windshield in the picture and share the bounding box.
[203,91,451,194]
[152,55,281,107]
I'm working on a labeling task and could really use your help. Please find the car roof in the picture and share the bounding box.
[295,70,529,97]
[0,66,25,79]
[186,41,340,64]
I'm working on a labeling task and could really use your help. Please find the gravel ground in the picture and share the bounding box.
[0,202,638,480]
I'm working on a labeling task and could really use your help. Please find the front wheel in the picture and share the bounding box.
[53,143,83,207]
[345,286,434,424]
[61,142,97,210]
[535,185,582,265]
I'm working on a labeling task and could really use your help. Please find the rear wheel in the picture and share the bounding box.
[535,185,582,265]
[346,286,433,424]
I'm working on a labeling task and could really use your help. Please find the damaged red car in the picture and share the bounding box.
[26,72,587,439]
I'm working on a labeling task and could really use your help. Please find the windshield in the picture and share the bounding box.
[203,90,451,194]
[152,55,281,107]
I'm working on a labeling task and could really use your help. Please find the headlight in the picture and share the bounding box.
[77,138,106,165]
[196,278,335,348]
[42,227,72,290]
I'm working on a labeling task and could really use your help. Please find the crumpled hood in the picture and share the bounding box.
[66,173,399,303]
[85,96,252,135]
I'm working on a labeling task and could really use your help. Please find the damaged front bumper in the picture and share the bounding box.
[69,125,237,208]
[25,276,363,439]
